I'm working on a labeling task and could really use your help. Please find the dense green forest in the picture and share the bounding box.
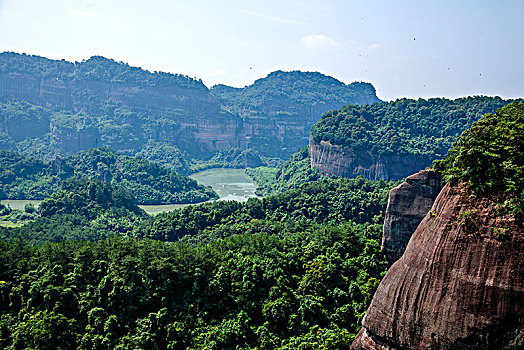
[0,169,393,348]
[1,52,521,349]
[137,176,393,244]
[211,71,381,119]
[0,52,206,90]
[435,102,524,218]
[0,226,386,349]
[0,178,147,243]
[0,53,380,161]
[247,97,520,195]
[2,173,393,244]
[311,96,520,159]
[0,148,217,204]
[0,101,521,348]
[247,148,322,196]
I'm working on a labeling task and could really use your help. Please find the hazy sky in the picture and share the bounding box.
[0,0,522,100]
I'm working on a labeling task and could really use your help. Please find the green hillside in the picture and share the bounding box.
[435,102,524,218]
[212,70,381,119]
[0,53,381,161]
[0,172,393,348]
[0,147,217,204]
[311,96,518,159]
[1,102,521,348]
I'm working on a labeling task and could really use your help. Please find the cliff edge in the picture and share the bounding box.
[352,183,524,349]
[308,136,427,181]
[381,170,442,264]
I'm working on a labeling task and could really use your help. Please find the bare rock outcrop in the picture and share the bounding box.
[381,170,442,264]
[352,183,524,349]
[308,137,428,181]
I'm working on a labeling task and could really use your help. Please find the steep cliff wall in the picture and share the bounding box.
[50,122,100,154]
[0,73,73,110]
[0,69,241,155]
[0,53,382,159]
[381,170,442,263]
[352,183,524,349]
[308,137,428,181]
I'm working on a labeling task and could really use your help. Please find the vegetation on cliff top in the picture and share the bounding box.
[0,52,206,90]
[212,70,380,119]
[311,96,519,159]
[0,147,217,205]
[434,102,524,217]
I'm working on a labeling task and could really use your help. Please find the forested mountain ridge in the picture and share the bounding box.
[0,147,217,204]
[211,70,380,119]
[309,96,521,181]
[0,52,380,161]
[0,52,207,90]
[244,97,520,196]
[352,102,524,349]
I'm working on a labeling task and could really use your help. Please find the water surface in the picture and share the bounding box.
[138,203,188,215]
[139,168,257,214]
[189,168,257,202]
[1,199,42,211]
[2,169,257,215]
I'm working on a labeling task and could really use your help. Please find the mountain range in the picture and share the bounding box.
[0,52,380,163]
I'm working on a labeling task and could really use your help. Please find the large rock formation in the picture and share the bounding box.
[308,137,428,181]
[381,170,442,263]
[0,53,380,159]
[352,183,524,349]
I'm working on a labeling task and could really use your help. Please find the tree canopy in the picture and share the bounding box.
[311,96,520,159]
[434,102,524,217]
[0,147,217,205]
[0,171,394,348]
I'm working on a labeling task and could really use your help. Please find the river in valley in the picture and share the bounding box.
[1,168,258,215]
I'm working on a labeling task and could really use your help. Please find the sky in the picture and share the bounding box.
[0,0,522,101]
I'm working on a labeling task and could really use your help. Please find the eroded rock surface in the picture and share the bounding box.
[352,183,524,349]
[308,137,428,181]
[0,53,380,158]
[381,170,442,264]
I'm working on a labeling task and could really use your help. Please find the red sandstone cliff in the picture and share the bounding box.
[381,170,442,264]
[352,183,524,349]
[308,137,429,181]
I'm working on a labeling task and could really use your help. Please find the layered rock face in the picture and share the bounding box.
[0,69,238,154]
[308,137,428,180]
[0,54,381,158]
[352,183,524,349]
[381,170,442,263]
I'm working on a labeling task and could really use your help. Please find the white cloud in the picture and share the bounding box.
[236,9,302,25]
[71,9,100,17]
[208,69,227,77]
[367,43,381,50]
[300,34,342,50]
